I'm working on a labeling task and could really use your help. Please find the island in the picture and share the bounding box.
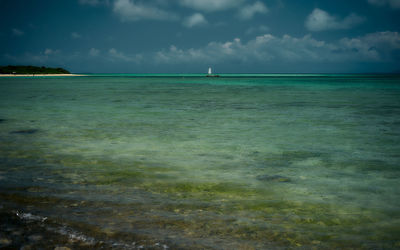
[0,65,84,76]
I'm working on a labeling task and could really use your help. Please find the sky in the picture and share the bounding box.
[1,0,400,73]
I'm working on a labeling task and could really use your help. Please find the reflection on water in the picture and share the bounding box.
[0,75,400,249]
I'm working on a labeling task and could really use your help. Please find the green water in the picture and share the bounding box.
[0,74,399,249]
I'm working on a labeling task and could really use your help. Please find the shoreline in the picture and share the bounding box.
[0,74,86,77]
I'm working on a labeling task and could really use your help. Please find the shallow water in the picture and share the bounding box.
[0,74,400,249]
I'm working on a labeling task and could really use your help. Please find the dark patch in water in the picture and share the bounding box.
[0,119,6,123]
[260,151,328,168]
[10,129,39,135]
[256,175,291,182]
[112,100,123,103]
[272,102,311,108]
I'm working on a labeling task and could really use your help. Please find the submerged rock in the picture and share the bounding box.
[0,238,12,246]
[256,175,291,183]
[20,245,33,250]
[28,234,43,242]
[10,129,39,134]
[54,247,71,250]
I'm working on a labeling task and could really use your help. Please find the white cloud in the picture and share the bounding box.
[109,48,128,60]
[246,25,269,35]
[179,0,245,12]
[305,8,365,31]
[44,48,60,55]
[108,48,143,62]
[368,0,387,5]
[3,49,63,65]
[113,0,178,21]
[238,1,268,20]
[154,31,400,64]
[12,28,24,36]
[3,32,399,72]
[368,0,400,8]
[89,48,100,56]
[79,0,99,5]
[44,49,53,55]
[155,35,327,64]
[78,0,109,6]
[183,13,208,27]
[71,32,82,39]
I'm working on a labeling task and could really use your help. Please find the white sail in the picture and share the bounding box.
[208,67,212,75]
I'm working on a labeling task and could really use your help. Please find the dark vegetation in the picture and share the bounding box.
[0,65,70,74]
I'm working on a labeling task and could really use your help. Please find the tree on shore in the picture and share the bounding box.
[0,65,70,74]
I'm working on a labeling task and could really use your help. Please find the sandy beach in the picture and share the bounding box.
[0,74,86,77]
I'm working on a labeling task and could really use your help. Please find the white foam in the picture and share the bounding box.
[50,225,142,249]
[16,211,47,222]
[54,226,96,245]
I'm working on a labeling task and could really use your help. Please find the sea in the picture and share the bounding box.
[0,74,399,249]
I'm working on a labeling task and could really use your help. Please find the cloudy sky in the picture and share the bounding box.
[1,0,400,73]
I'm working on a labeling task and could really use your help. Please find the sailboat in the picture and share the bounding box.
[206,67,219,77]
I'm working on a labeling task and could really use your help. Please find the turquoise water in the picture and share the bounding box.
[0,74,399,249]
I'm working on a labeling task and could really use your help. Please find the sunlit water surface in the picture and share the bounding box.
[0,74,400,249]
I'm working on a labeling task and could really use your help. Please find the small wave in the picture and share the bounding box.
[15,211,47,222]
[13,210,169,249]
[49,225,144,249]
[50,225,97,245]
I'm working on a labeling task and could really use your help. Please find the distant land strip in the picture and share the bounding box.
[0,74,85,77]
[0,65,84,76]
